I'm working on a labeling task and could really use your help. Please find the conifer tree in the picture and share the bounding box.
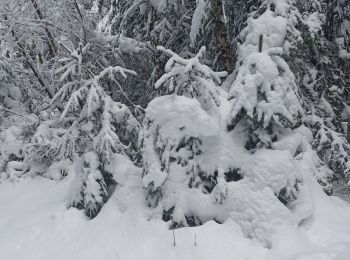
[227,1,303,150]
[142,46,227,226]
[53,41,140,218]
[288,0,350,189]
[312,122,350,182]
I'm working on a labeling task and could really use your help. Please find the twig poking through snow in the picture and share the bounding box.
[258,34,263,53]
[172,229,176,247]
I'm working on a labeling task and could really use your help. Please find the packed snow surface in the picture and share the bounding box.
[1,154,350,260]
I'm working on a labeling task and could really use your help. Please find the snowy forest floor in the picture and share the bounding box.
[1,159,350,260]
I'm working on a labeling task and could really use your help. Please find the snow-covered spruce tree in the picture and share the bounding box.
[217,2,316,246]
[285,0,350,190]
[323,0,350,132]
[308,116,350,186]
[227,1,303,150]
[290,0,348,130]
[142,46,227,227]
[53,42,140,218]
[225,0,308,212]
[324,0,350,51]
[154,46,226,106]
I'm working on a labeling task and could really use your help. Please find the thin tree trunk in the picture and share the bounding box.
[215,0,233,72]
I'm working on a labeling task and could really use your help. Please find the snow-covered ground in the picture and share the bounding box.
[1,156,350,260]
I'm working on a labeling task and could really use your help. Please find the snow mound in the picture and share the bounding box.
[1,161,350,259]
[146,95,220,138]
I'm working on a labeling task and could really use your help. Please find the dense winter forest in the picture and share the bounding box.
[0,0,350,259]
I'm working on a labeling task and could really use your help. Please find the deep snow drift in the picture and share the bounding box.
[1,154,350,260]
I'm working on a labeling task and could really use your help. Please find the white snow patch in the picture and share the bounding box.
[1,161,350,259]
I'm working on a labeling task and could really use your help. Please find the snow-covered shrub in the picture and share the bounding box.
[142,46,227,226]
[44,159,72,181]
[23,116,66,176]
[54,42,141,218]
[228,3,303,150]
[0,114,40,182]
[300,111,350,192]
[0,125,24,171]
[142,95,220,210]
[312,122,350,183]
[68,152,112,218]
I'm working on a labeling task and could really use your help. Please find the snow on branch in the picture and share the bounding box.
[155,46,227,107]
[58,64,136,120]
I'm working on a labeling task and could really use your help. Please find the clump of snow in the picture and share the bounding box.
[302,12,325,38]
[244,149,302,195]
[0,126,23,160]
[225,180,295,248]
[105,153,139,186]
[239,10,288,60]
[0,124,26,181]
[44,160,72,181]
[146,95,220,138]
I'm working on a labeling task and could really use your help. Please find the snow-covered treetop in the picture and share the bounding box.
[146,95,220,139]
[52,41,136,120]
[229,51,303,130]
[55,65,136,120]
[238,0,302,61]
[228,0,303,148]
[155,46,227,108]
[55,63,138,160]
